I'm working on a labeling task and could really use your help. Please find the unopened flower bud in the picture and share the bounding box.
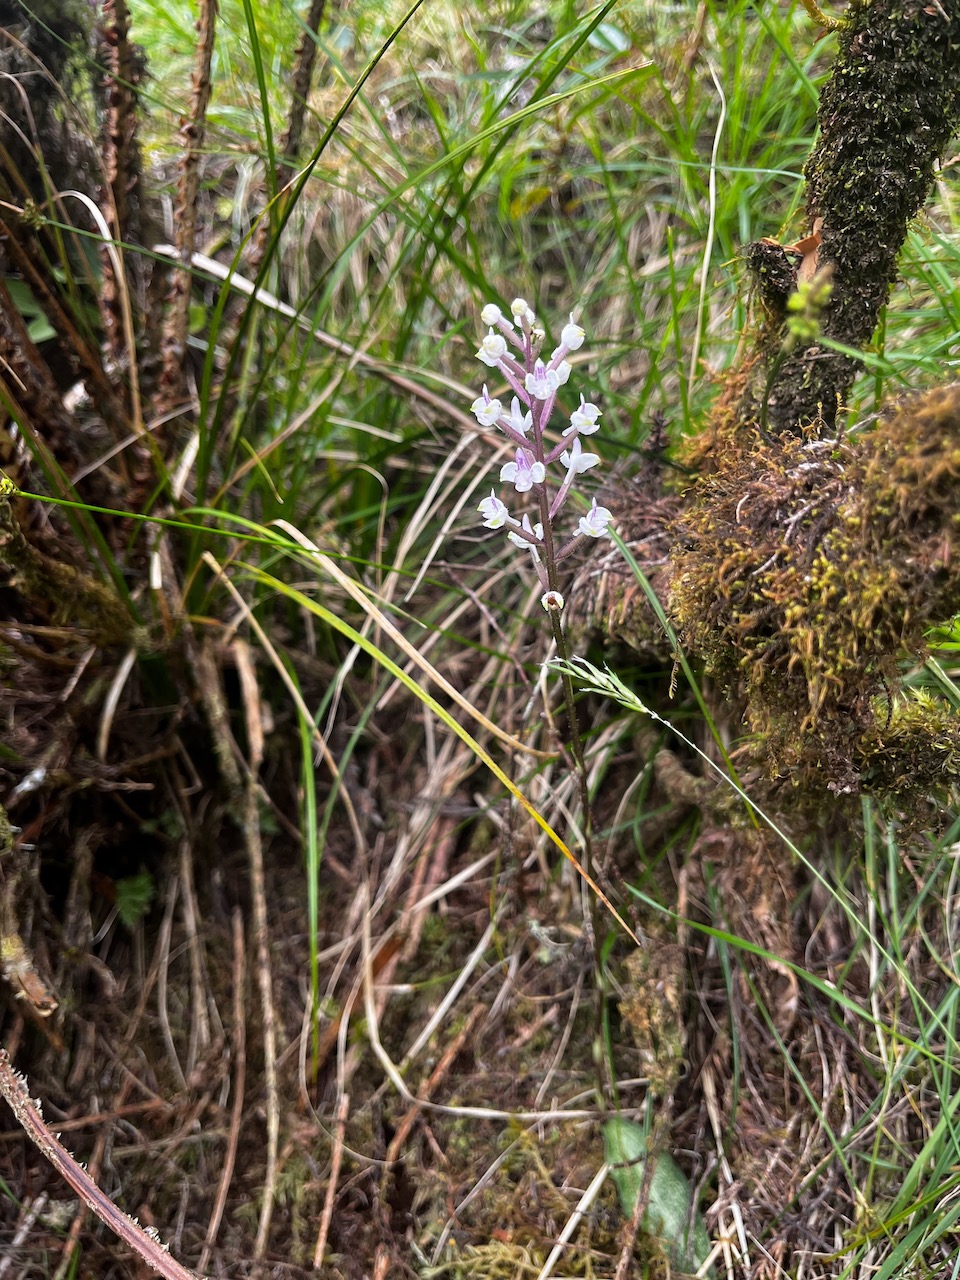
[481,303,503,326]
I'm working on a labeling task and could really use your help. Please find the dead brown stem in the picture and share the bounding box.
[234,638,280,1260]
[0,1048,202,1280]
[159,0,218,408]
[97,0,144,366]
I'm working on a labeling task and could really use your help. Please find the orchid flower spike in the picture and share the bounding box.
[466,301,612,580]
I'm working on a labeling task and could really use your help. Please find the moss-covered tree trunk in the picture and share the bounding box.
[740,0,960,436]
[606,0,960,807]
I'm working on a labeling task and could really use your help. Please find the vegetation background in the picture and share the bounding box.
[1,0,960,1277]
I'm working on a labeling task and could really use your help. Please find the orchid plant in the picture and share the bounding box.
[466,300,613,1083]
[471,298,613,614]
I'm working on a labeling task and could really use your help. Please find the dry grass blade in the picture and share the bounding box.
[96,647,136,761]
[273,524,546,758]
[60,190,144,437]
[534,1163,610,1280]
[312,1090,348,1270]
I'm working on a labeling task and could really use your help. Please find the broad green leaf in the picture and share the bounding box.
[604,1118,714,1277]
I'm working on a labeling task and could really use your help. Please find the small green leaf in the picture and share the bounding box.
[27,315,56,343]
[604,1118,714,1276]
[115,873,155,929]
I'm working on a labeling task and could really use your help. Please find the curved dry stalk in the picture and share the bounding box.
[61,190,144,438]
[0,1048,202,1280]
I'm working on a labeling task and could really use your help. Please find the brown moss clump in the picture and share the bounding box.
[669,383,960,797]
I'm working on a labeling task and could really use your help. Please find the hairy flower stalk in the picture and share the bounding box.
[469,299,614,1094]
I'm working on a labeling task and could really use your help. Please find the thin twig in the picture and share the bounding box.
[198,907,246,1275]
[312,1092,349,1269]
[235,640,280,1261]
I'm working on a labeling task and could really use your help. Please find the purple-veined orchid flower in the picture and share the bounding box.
[577,498,613,539]
[478,491,509,529]
[501,447,546,493]
[470,385,502,427]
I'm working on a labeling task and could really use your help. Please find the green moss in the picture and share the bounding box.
[0,498,137,646]
[670,384,960,800]
[859,691,960,798]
